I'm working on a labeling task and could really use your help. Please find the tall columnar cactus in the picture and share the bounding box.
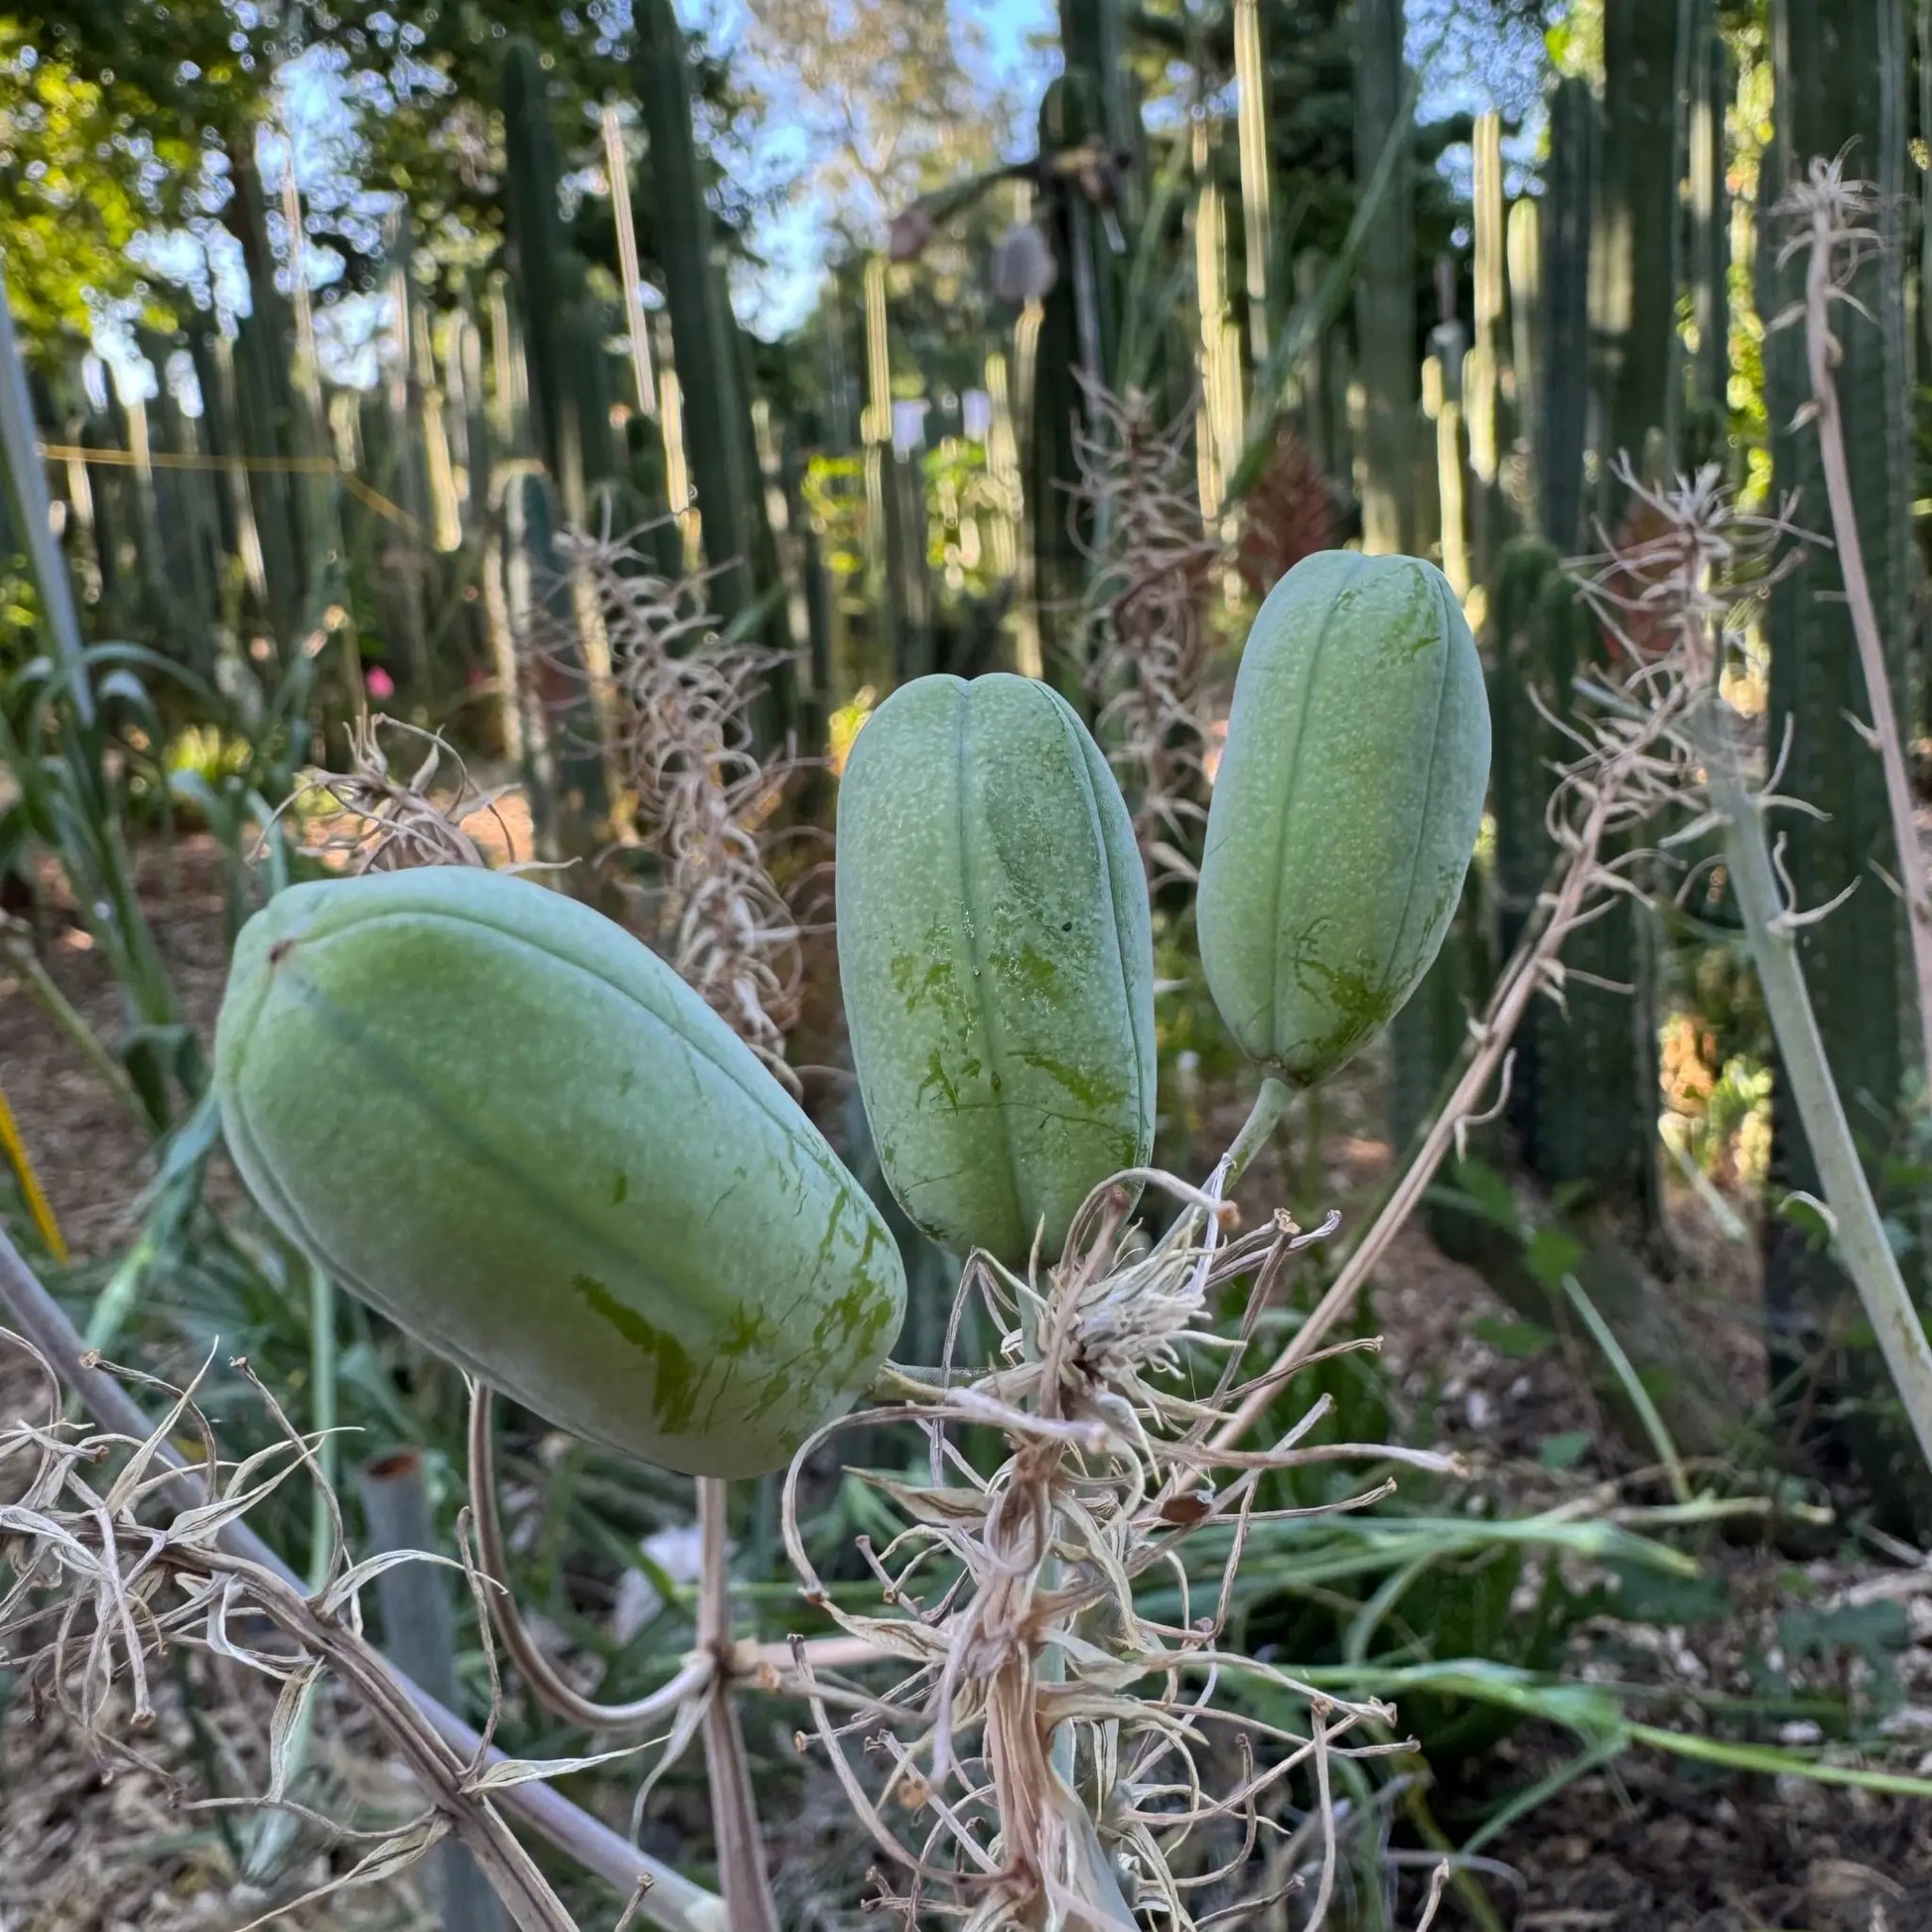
[1351,0,1417,555]
[1193,116,1243,521]
[500,42,577,501]
[447,303,490,542]
[231,302,309,652]
[77,407,122,610]
[1512,10,1682,1229]
[485,271,531,458]
[1591,0,1684,516]
[227,131,324,655]
[862,256,933,683]
[186,325,240,568]
[1522,570,1656,1215]
[623,414,686,582]
[1537,75,1595,553]
[1465,109,1512,581]
[1505,197,1541,529]
[500,41,621,522]
[1232,0,1273,359]
[1059,0,1134,209]
[121,345,177,642]
[143,335,220,672]
[502,469,611,866]
[1027,69,1120,692]
[1686,2,1731,449]
[1487,537,1562,960]
[376,211,435,685]
[1762,0,1917,1391]
[1423,353,1469,599]
[634,0,755,628]
[350,385,422,688]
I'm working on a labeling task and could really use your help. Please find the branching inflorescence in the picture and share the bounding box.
[1563,458,1932,1472]
[1072,382,1226,888]
[557,525,813,1080]
[781,1141,1458,1927]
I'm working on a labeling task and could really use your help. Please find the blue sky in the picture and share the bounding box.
[718,0,1059,336]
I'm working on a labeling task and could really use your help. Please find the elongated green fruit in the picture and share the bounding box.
[1198,551,1489,1085]
[837,673,1156,1265]
[214,868,904,1477]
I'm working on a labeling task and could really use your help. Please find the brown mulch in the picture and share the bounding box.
[4,838,1932,1929]
[0,838,233,1262]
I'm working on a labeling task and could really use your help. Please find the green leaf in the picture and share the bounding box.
[1538,1431,1592,1470]
[1471,1315,1557,1359]
[1524,1225,1587,1293]
[1775,1191,1836,1248]
[1604,1554,1729,1625]
[1432,1156,1521,1235]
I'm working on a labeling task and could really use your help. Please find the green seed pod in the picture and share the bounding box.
[1198,551,1490,1085]
[837,673,1156,1265]
[213,868,904,1478]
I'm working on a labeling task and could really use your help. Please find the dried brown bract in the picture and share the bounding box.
[283,713,519,874]
[559,526,813,1080]
[1071,381,1226,888]
[1236,423,1336,601]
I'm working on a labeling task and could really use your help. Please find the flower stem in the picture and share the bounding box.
[1223,1073,1295,1187]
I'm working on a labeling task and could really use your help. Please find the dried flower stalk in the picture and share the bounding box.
[1768,151,1932,1099]
[0,1223,720,1928]
[1072,381,1226,887]
[1565,460,1932,1473]
[0,1327,615,1932]
[781,1123,1459,1926]
[558,526,811,1079]
[540,525,805,1926]
[1235,421,1336,600]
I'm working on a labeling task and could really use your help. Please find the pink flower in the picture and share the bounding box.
[366,665,396,700]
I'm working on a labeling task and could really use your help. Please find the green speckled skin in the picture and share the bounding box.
[213,869,904,1478]
[1198,551,1490,1085]
[837,674,1156,1265]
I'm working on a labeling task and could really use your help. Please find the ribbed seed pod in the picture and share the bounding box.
[1197,551,1489,1086]
[837,673,1156,1265]
[214,868,904,1478]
